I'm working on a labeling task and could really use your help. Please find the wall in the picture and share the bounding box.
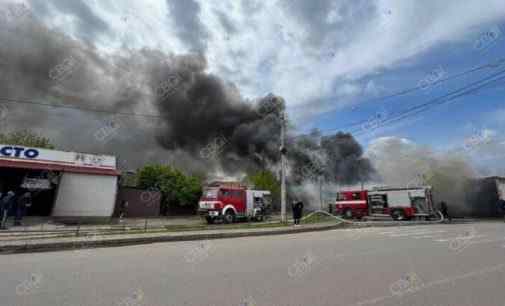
[113,187,161,218]
[464,177,503,217]
[52,173,117,217]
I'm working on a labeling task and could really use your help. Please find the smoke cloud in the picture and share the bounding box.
[367,137,477,215]
[0,5,374,190]
[286,131,375,209]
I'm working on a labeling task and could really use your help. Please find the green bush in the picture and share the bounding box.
[137,164,202,210]
[0,130,55,149]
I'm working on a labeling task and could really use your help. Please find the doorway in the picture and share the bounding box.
[0,167,60,216]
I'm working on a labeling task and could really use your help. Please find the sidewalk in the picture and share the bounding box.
[0,214,478,254]
[0,222,344,254]
[0,216,204,232]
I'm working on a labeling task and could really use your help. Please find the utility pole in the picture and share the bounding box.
[280,108,287,223]
[319,176,323,211]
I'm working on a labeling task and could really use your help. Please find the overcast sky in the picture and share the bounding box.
[5,0,505,174]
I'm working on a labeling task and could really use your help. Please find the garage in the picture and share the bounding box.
[0,144,119,221]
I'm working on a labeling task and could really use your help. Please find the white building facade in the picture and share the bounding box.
[0,144,119,219]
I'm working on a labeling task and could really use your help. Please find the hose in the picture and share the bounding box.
[301,209,445,226]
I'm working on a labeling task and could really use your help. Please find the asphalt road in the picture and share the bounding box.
[2,222,505,306]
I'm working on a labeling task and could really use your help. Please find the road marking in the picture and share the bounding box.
[467,237,505,245]
[414,235,441,239]
[434,235,486,242]
[388,230,446,237]
[378,226,441,234]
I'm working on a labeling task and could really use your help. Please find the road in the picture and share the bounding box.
[1,222,505,306]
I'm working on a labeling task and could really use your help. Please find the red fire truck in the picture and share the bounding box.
[332,186,435,221]
[198,184,271,224]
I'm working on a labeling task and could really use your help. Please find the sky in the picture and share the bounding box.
[3,0,505,175]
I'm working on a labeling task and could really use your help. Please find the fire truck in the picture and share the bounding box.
[198,183,271,224]
[331,186,435,221]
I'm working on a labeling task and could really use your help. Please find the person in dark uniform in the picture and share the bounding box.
[14,191,31,226]
[292,200,304,225]
[296,200,304,225]
[1,191,16,229]
[440,201,451,223]
[498,199,505,222]
[291,200,297,225]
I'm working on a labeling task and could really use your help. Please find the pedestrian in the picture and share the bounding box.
[498,199,505,222]
[292,199,304,225]
[119,200,128,221]
[291,200,297,225]
[296,200,304,225]
[0,191,16,229]
[440,201,451,223]
[0,192,3,226]
[14,191,31,226]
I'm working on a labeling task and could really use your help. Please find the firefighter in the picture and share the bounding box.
[292,200,304,225]
[296,200,304,225]
[14,191,31,226]
[0,191,16,229]
[291,200,297,225]
[498,199,505,222]
[440,201,451,223]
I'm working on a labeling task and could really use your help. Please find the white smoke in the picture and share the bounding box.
[366,136,478,215]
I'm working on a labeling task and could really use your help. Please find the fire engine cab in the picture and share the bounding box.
[198,184,271,224]
[332,186,435,221]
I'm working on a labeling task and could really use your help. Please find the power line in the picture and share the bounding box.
[353,69,505,136]
[351,69,505,137]
[318,58,505,118]
[1,58,504,135]
[0,97,164,119]
[289,64,505,139]
[310,56,505,133]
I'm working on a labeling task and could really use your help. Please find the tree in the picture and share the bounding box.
[246,170,281,209]
[0,130,55,149]
[137,164,203,211]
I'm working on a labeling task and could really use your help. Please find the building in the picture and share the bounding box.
[464,176,505,217]
[0,144,119,221]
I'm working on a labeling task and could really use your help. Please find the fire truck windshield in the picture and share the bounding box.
[411,197,428,213]
[203,188,218,199]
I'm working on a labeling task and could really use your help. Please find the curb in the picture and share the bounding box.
[0,223,346,254]
[0,219,476,254]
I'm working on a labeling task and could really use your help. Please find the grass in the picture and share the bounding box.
[162,220,289,232]
[4,220,291,241]
[5,215,345,242]
[301,212,340,224]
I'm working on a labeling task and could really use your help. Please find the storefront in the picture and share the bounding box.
[0,144,119,220]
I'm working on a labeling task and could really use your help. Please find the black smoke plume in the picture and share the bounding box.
[288,132,374,185]
[0,7,374,184]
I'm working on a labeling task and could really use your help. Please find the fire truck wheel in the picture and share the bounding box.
[391,209,406,221]
[343,209,353,219]
[205,216,215,224]
[223,210,236,224]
